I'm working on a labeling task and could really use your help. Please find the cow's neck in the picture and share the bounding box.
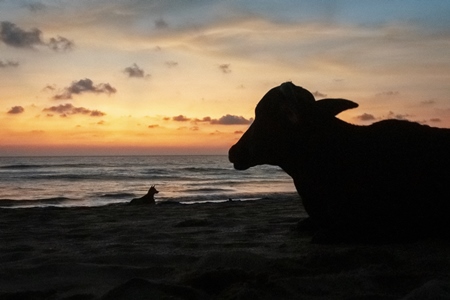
[279,118,358,179]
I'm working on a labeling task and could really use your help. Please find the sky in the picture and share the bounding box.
[1,0,450,156]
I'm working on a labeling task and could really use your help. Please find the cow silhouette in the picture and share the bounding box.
[229,82,450,242]
[129,185,159,205]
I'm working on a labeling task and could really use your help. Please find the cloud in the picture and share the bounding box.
[43,103,106,117]
[0,60,19,68]
[25,2,47,12]
[355,113,376,121]
[148,124,159,128]
[173,115,190,122]
[376,91,400,97]
[165,61,178,68]
[430,118,441,123]
[386,111,412,120]
[356,111,413,122]
[43,84,56,91]
[0,21,73,52]
[420,99,436,106]
[53,78,117,100]
[155,18,169,29]
[312,91,327,98]
[219,64,231,74]
[171,114,252,125]
[192,116,211,123]
[47,36,74,52]
[0,21,42,48]
[210,114,253,125]
[90,110,106,117]
[7,106,24,114]
[123,63,149,78]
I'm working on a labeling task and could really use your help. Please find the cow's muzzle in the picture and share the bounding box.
[228,144,253,170]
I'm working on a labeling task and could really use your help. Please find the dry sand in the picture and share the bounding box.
[1,196,450,299]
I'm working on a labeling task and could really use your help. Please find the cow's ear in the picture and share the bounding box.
[315,98,358,116]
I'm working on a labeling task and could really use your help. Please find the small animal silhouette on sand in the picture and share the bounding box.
[129,185,159,205]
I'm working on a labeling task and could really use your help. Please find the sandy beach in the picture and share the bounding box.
[1,196,450,299]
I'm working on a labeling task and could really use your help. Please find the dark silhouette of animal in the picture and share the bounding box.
[129,185,159,205]
[229,82,450,242]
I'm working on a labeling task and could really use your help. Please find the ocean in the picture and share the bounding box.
[0,155,297,208]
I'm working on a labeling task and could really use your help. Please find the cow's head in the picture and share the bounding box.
[228,82,358,171]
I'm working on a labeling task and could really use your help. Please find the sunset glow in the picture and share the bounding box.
[1,1,450,155]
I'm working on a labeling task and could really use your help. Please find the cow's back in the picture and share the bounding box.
[365,120,450,180]
[297,119,450,236]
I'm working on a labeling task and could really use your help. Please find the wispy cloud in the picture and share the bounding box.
[0,59,19,68]
[155,18,169,29]
[47,36,74,52]
[53,78,117,100]
[43,84,56,91]
[420,99,436,106]
[25,2,47,12]
[376,91,400,97]
[43,103,106,117]
[165,61,178,68]
[385,111,412,121]
[356,111,414,122]
[313,91,327,98]
[219,64,231,74]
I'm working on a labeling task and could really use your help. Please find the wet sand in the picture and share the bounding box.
[1,196,450,299]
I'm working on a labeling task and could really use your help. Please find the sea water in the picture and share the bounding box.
[0,156,297,208]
